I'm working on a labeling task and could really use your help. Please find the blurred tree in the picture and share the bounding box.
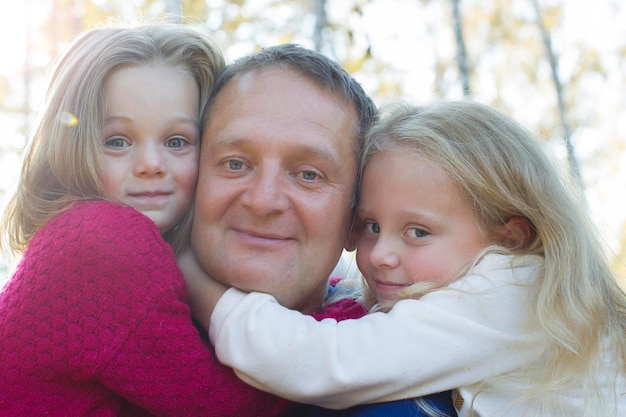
[165,0,183,22]
[313,0,327,52]
[451,0,472,96]
[531,0,581,185]
[0,0,624,276]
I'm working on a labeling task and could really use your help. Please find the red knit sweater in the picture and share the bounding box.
[0,201,366,416]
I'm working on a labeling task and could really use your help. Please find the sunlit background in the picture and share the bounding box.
[1,0,625,280]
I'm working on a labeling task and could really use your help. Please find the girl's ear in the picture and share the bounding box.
[495,216,533,250]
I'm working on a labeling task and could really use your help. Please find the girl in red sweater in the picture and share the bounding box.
[0,23,295,417]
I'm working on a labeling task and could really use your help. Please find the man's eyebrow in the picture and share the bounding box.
[210,137,342,164]
[209,136,248,147]
[295,144,342,166]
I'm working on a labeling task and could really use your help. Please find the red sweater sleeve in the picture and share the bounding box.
[4,201,291,417]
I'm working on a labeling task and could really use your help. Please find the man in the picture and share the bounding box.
[182,43,385,416]
[190,43,375,315]
[183,45,456,417]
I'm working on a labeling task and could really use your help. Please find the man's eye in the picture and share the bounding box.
[301,170,318,181]
[227,160,244,170]
[407,228,429,238]
[104,137,128,148]
[166,137,187,149]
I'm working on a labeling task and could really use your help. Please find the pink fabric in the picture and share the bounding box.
[311,298,368,322]
[0,201,294,417]
[0,200,367,416]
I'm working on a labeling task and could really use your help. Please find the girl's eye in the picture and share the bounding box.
[104,136,128,148]
[165,136,188,149]
[365,222,380,234]
[407,228,429,239]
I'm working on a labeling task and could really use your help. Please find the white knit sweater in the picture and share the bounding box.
[209,254,626,416]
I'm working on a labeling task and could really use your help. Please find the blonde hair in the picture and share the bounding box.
[362,100,626,413]
[1,23,224,255]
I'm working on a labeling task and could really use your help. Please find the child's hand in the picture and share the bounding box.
[177,247,228,329]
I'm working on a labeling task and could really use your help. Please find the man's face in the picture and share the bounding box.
[192,68,359,313]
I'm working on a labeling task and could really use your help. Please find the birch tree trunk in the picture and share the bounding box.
[164,0,183,24]
[314,0,327,53]
[451,0,471,96]
[531,0,582,185]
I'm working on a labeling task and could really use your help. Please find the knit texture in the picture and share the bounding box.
[0,201,300,417]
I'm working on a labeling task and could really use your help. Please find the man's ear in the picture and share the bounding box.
[495,216,533,250]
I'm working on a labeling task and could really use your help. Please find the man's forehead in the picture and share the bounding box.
[211,69,358,130]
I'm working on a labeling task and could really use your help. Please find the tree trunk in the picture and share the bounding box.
[314,0,327,53]
[165,0,183,24]
[531,0,582,185]
[451,0,471,96]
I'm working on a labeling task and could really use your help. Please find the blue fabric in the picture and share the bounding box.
[289,391,457,416]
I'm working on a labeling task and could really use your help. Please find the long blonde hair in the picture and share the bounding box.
[1,23,224,255]
[363,100,626,413]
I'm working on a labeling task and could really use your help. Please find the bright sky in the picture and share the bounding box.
[0,1,48,199]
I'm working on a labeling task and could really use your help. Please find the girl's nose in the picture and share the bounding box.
[369,236,400,269]
[134,144,165,177]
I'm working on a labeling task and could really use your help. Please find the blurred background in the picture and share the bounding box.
[1,0,625,279]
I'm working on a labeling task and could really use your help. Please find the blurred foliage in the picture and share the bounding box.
[0,0,625,277]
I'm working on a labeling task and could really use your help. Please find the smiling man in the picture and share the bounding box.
[184,45,460,417]
[191,44,376,315]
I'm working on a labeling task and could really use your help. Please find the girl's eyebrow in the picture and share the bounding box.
[105,114,199,125]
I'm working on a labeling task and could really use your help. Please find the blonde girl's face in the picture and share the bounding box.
[355,149,495,309]
[99,65,200,234]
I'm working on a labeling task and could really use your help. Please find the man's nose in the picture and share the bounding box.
[240,165,290,215]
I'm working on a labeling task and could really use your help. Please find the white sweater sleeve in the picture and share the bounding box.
[209,254,547,409]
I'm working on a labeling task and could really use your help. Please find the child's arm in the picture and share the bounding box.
[208,254,547,409]
[177,247,228,329]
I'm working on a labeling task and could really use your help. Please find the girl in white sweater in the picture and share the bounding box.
[187,100,626,417]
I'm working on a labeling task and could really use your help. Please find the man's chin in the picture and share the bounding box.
[225,279,298,308]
